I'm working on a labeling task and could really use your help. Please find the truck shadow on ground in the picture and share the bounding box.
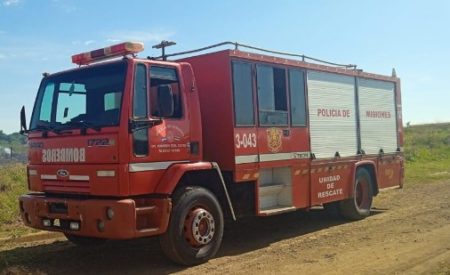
[0,208,385,274]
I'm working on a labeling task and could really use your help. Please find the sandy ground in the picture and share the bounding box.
[1,180,449,275]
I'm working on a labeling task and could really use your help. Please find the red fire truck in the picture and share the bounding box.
[19,41,404,265]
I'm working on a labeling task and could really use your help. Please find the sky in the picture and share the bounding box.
[0,0,449,133]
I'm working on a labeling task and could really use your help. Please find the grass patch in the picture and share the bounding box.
[404,123,450,184]
[0,164,36,239]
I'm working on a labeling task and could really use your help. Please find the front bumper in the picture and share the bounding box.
[19,194,171,239]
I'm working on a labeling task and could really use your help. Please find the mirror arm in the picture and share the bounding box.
[19,129,29,136]
[128,118,162,133]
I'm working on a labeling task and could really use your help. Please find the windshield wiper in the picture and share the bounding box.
[65,121,102,134]
[30,124,64,136]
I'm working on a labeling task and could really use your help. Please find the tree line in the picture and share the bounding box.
[0,131,27,164]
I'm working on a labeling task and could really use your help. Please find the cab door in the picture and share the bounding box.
[129,63,190,195]
[147,66,190,163]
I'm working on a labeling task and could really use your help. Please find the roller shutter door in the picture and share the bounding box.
[358,78,397,154]
[307,71,357,159]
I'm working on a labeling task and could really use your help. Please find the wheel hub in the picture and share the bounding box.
[184,208,215,247]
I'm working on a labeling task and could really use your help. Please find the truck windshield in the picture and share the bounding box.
[30,61,127,132]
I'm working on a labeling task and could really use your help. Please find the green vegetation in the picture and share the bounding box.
[0,131,27,164]
[404,123,450,184]
[0,163,35,239]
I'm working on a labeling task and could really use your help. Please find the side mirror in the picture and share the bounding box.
[20,106,28,134]
[156,85,174,117]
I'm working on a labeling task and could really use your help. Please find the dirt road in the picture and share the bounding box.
[1,180,449,274]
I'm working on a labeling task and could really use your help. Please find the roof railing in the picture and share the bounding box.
[148,41,357,70]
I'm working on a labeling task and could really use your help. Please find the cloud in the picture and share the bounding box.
[0,39,70,63]
[105,30,175,44]
[106,38,121,43]
[2,0,21,6]
[84,40,95,46]
[50,0,77,13]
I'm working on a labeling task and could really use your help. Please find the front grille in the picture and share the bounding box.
[43,180,90,194]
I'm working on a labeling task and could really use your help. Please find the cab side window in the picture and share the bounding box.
[150,66,182,118]
[38,83,55,123]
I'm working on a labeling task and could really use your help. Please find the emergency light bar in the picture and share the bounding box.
[71,42,144,65]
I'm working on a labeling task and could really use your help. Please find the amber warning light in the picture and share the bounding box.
[71,42,144,65]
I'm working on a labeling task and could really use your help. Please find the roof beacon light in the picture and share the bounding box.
[71,42,144,65]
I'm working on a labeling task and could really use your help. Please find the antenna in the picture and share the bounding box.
[392,68,397,77]
[152,40,176,61]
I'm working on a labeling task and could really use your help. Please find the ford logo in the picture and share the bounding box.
[57,169,69,177]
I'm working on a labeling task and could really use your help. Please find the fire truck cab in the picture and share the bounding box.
[19,41,403,265]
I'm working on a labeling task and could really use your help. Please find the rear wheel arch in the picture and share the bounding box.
[340,166,374,220]
[354,162,379,196]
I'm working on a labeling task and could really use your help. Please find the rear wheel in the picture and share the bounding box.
[339,168,373,220]
[159,186,224,266]
[64,233,107,246]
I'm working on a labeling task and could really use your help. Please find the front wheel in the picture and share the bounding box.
[159,186,224,266]
[339,168,373,220]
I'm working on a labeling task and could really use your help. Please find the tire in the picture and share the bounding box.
[64,233,107,246]
[159,186,224,266]
[339,168,373,220]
